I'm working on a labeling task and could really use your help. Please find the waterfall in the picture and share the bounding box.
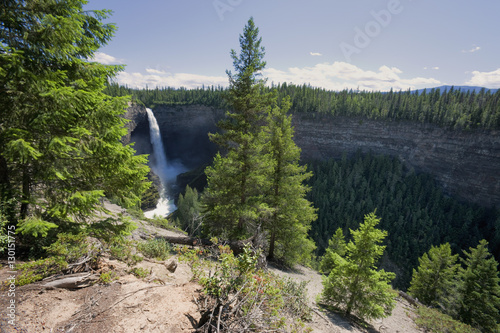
[144,108,176,218]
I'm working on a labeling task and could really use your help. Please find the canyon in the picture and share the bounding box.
[124,104,500,208]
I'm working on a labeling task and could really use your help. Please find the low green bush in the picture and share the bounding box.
[414,306,480,333]
[137,238,171,261]
[179,241,312,332]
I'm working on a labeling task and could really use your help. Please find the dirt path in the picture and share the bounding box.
[0,256,200,333]
[269,264,421,333]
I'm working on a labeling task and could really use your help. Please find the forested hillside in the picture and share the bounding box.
[106,82,500,130]
[109,80,500,289]
[307,152,499,288]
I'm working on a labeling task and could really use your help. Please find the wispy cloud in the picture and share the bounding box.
[424,66,439,70]
[116,62,441,91]
[310,52,322,56]
[116,71,227,89]
[462,45,481,53]
[145,68,168,75]
[264,61,440,91]
[89,52,124,65]
[465,68,500,88]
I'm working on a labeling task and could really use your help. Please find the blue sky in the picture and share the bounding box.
[86,0,500,91]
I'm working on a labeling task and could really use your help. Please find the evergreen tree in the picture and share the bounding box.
[264,96,317,264]
[203,17,273,239]
[176,186,201,236]
[0,1,149,237]
[457,240,500,332]
[320,228,346,275]
[321,212,396,321]
[409,243,460,310]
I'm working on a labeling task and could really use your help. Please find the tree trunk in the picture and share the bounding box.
[20,168,30,220]
[268,230,276,260]
[0,155,9,194]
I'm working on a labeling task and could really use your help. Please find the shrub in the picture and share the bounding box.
[15,232,100,286]
[414,306,480,333]
[109,239,143,266]
[130,267,150,279]
[180,241,312,332]
[99,271,118,284]
[137,238,171,261]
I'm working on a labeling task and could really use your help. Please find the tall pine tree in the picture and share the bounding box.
[0,0,149,237]
[408,243,460,310]
[203,18,317,265]
[457,240,500,332]
[203,17,273,239]
[264,96,316,263]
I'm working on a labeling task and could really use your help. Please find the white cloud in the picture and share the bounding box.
[424,66,439,70]
[115,61,441,91]
[465,68,500,88]
[145,68,168,75]
[264,61,440,91]
[116,71,227,89]
[462,46,481,53]
[310,52,322,56]
[90,52,124,65]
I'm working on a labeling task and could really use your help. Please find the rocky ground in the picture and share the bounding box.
[0,202,422,332]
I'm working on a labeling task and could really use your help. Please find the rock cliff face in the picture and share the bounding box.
[125,104,224,170]
[125,104,500,208]
[292,113,500,208]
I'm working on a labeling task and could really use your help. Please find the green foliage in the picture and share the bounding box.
[175,185,202,235]
[409,243,460,311]
[16,257,68,286]
[0,200,11,252]
[0,0,150,242]
[147,215,175,230]
[16,232,98,286]
[202,17,275,240]
[181,242,312,332]
[264,96,317,265]
[45,232,99,263]
[203,18,316,266]
[137,238,172,261]
[99,271,118,284]
[414,306,481,333]
[319,228,346,275]
[308,152,497,288]
[130,267,150,279]
[105,83,500,131]
[17,216,58,238]
[85,216,137,244]
[457,240,500,332]
[321,212,396,321]
[109,239,143,266]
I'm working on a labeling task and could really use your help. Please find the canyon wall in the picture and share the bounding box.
[125,104,500,208]
[292,113,500,208]
[124,104,224,170]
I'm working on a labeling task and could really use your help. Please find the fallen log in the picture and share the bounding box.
[398,290,422,307]
[42,272,98,289]
[155,235,253,256]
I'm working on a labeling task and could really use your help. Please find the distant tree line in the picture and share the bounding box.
[307,151,500,289]
[106,82,500,130]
